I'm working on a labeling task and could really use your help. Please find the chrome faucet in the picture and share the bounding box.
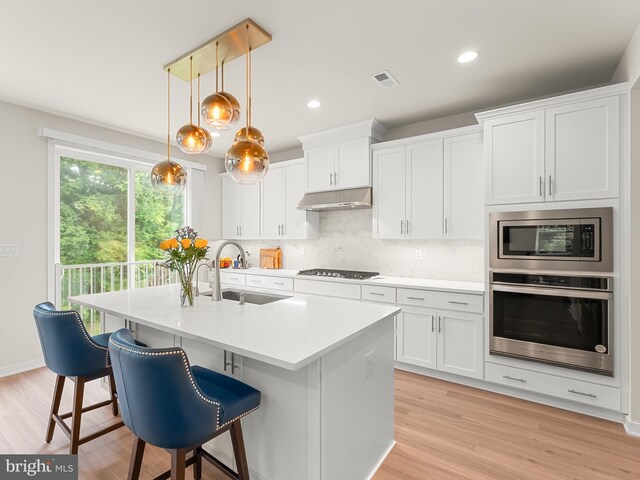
[211,241,246,301]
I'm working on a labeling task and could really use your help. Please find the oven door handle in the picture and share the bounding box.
[490,283,613,300]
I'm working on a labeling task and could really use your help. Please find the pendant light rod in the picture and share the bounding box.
[221,61,225,91]
[215,42,219,93]
[167,68,171,161]
[188,56,193,124]
[245,23,251,139]
[197,73,201,127]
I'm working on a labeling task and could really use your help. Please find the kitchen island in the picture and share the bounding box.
[70,284,400,480]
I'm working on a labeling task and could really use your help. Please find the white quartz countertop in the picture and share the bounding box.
[70,284,400,371]
[220,267,485,294]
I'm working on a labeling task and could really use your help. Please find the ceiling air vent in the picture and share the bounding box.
[370,70,399,88]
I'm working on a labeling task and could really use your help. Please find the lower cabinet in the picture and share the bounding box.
[396,304,483,380]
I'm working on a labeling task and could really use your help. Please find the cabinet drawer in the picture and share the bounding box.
[397,288,483,313]
[485,362,621,411]
[218,271,246,286]
[246,275,293,291]
[362,285,396,304]
[294,278,361,300]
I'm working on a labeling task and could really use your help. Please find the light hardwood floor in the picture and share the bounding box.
[0,368,638,479]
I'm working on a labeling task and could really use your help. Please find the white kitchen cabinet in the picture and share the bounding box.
[477,84,624,205]
[444,132,484,239]
[220,174,260,239]
[261,161,317,240]
[299,119,387,193]
[395,289,484,380]
[373,126,483,240]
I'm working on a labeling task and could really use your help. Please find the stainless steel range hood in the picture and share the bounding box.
[297,187,372,211]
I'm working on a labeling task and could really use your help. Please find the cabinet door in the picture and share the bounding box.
[335,138,370,189]
[485,111,545,204]
[436,311,483,379]
[406,140,444,239]
[396,307,437,369]
[444,133,484,239]
[283,163,308,239]
[261,169,283,239]
[306,145,334,192]
[240,183,261,239]
[221,175,240,239]
[372,146,406,239]
[546,96,619,202]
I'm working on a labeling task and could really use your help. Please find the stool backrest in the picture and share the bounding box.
[108,329,221,449]
[33,302,109,377]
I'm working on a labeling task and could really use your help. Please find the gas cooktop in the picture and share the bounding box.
[297,268,380,280]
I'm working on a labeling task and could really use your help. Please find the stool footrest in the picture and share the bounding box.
[199,448,240,479]
[59,399,113,420]
[152,454,197,480]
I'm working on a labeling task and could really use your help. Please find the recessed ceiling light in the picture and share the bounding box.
[457,51,479,63]
[307,100,321,109]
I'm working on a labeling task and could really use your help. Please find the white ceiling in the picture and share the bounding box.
[1,1,639,157]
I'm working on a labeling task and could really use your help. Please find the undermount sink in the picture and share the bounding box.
[202,289,290,305]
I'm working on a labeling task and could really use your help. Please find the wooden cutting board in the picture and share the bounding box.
[260,247,282,269]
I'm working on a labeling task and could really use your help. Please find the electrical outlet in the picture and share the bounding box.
[365,350,375,379]
[414,249,422,260]
[299,247,305,256]
[0,244,19,257]
[245,247,252,255]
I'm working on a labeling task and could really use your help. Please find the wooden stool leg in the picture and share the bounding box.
[170,448,187,480]
[193,448,202,480]
[127,437,146,480]
[108,371,119,416]
[230,421,250,480]
[46,375,65,443]
[69,377,85,454]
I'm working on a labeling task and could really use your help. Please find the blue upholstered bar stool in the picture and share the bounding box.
[108,328,261,480]
[32,302,124,454]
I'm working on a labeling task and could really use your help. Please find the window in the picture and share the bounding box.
[43,130,206,336]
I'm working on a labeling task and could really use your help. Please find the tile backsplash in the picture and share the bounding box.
[215,209,484,282]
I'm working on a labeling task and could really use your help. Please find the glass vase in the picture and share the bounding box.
[179,268,195,307]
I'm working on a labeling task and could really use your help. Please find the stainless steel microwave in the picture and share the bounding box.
[490,207,613,272]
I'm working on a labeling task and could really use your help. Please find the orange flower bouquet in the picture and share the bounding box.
[159,226,209,306]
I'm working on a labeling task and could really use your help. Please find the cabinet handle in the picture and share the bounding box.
[250,279,261,283]
[239,226,242,236]
[329,172,333,186]
[568,389,597,399]
[438,316,442,333]
[431,315,435,332]
[282,224,285,236]
[539,176,543,197]
[369,292,385,296]
[444,218,448,235]
[231,353,240,375]
[224,350,232,372]
[400,220,404,235]
[406,219,410,234]
[548,175,552,196]
[333,172,337,185]
[278,224,281,235]
[406,296,424,301]
[448,301,469,306]
[503,375,527,383]
[274,282,285,286]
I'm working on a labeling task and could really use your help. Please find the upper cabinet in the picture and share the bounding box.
[372,127,484,240]
[476,84,625,205]
[261,160,318,240]
[221,175,261,239]
[299,120,387,193]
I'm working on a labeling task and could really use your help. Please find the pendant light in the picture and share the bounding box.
[200,42,233,130]
[176,56,211,154]
[218,60,241,131]
[225,27,269,185]
[151,69,188,195]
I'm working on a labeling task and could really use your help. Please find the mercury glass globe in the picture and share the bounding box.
[234,125,265,145]
[176,124,212,154]
[150,160,188,195]
[200,93,233,130]
[225,139,269,184]
[218,91,241,130]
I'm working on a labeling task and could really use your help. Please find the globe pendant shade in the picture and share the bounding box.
[151,160,188,195]
[234,126,265,145]
[218,91,241,130]
[225,140,269,184]
[176,124,212,154]
[200,93,233,129]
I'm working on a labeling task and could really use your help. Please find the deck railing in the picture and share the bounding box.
[55,261,179,336]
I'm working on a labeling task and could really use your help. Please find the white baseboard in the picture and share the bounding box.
[366,440,396,480]
[0,358,44,378]
[624,416,640,437]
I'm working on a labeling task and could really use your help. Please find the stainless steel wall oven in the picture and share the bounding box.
[489,207,614,376]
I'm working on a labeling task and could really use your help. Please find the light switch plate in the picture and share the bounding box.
[299,247,305,256]
[414,249,422,260]
[0,244,19,257]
